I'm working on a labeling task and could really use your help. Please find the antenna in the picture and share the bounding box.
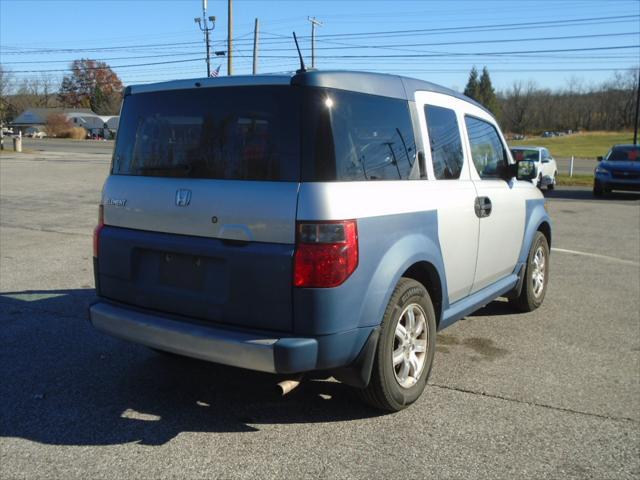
[292,32,306,73]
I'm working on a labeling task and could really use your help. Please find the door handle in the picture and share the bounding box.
[474,196,492,218]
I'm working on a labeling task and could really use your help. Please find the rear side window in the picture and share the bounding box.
[465,116,508,179]
[302,89,417,181]
[424,105,464,180]
[112,86,300,181]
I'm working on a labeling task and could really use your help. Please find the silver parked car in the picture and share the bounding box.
[89,70,551,412]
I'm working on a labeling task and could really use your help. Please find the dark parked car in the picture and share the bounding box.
[593,144,640,196]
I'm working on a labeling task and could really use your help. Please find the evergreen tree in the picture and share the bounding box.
[463,66,480,101]
[478,67,499,117]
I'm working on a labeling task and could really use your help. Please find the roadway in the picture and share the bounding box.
[0,147,638,479]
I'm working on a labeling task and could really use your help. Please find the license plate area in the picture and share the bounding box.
[159,252,205,291]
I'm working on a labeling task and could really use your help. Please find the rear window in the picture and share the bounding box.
[112,86,301,181]
[302,88,417,181]
[112,84,418,182]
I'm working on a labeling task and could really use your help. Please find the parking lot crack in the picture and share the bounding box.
[428,382,639,424]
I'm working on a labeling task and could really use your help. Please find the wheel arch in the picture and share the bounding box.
[401,261,444,328]
[538,220,552,248]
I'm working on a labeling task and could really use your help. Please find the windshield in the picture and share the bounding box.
[510,149,539,162]
[112,86,301,181]
[607,146,639,161]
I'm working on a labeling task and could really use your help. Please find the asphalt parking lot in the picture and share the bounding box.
[1,141,639,479]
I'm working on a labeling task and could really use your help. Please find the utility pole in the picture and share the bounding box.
[252,18,259,75]
[194,0,215,77]
[307,16,322,68]
[227,0,233,76]
[634,68,640,145]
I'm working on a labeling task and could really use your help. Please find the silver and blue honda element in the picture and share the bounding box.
[90,71,551,411]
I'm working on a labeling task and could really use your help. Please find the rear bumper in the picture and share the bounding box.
[89,301,373,374]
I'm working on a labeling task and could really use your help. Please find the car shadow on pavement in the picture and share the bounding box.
[544,188,640,202]
[467,299,516,317]
[0,289,383,447]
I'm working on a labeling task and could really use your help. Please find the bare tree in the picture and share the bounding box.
[501,81,537,134]
[0,65,15,124]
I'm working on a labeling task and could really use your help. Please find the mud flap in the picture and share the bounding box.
[332,327,380,389]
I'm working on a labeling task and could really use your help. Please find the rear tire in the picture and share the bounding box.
[510,231,549,312]
[359,278,436,412]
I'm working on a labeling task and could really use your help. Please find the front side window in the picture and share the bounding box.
[541,149,550,161]
[465,116,508,179]
[424,105,464,180]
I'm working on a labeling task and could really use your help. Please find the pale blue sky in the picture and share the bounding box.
[1,0,639,92]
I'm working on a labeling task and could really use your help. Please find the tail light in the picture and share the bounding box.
[93,204,104,257]
[293,220,358,288]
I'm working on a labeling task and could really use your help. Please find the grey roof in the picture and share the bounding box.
[11,108,98,126]
[127,69,491,116]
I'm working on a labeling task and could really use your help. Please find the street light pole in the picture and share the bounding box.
[307,16,322,69]
[633,68,640,145]
[195,0,216,77]
[252,18,259,75]
[227,0,233,76]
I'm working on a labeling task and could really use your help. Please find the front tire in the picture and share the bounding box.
[510,231,549,312]
[359,278,436,412]
[593,181,603,197]
[547,172,556,190]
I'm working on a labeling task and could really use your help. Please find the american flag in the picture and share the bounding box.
[210,65,221,77]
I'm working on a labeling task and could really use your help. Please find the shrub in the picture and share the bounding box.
[66,127,87,139]
[45,113,72,137]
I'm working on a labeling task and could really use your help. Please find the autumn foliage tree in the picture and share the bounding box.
[58,59,123,115]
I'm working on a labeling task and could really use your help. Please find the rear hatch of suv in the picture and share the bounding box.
[96,83,300,332]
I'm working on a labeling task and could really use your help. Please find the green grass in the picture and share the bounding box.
[509,131,634,159]
[556,174,593,187]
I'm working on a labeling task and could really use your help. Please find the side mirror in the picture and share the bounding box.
[597,156,603,162]
[515,160,537,180]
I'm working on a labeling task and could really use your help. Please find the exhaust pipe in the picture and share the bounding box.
[277,375,303,396]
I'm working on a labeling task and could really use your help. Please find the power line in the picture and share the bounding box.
[251,44,640,59]
[2,14,637,56]
[2,52,205,65]
[0,40,202,55]
[9,58,204,74]
[298,14,640,39]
